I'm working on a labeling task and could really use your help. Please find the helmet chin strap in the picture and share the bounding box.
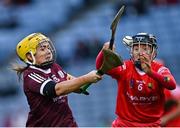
[31,52,36,65]
[25,51,36,65]
[35,61,53,69]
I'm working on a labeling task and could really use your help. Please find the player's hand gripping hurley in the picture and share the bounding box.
[80,5,125,95]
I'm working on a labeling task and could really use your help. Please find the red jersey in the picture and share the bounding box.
[163,86,180,126]
[96,51,176,127]
[23,63,77,127]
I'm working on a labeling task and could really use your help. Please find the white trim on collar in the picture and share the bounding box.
[29,65,51,74]
[135,67,146,75]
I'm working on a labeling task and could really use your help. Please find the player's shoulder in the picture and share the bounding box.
[114,59,133,72]
[124,59,133,68]
[152,60,164,70]
[52,63,67,75]
[152,60,171,73]
[53,62,62,68]
[24,63,64,76]
[23,66,44,79]
[24,66,36,76]
[24,65,52,77]
[152,60,164,66]
[124,59,133,64]
[52,63,63,71]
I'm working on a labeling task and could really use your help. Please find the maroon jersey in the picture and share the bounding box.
[23,63,77,127]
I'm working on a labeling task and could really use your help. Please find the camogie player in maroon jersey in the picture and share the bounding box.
[13,33,102,127]
[96,33,176,127]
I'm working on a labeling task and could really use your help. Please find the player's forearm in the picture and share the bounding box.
[55,75,92,96]
[163,108,180,122]
[66,74,81,93]
[161,100,180,125]
[96,50,104,70]
[148,70,176,90]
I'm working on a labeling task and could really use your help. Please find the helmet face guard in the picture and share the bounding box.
[35,39,56,69]
[16,33,56,68]
[132,34,157,48]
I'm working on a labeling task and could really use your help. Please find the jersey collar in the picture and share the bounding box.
[29,65,51,74]
[135,67,146,75]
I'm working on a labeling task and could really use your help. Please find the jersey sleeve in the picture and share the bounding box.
[107,64,126,79]
[149,65,176,90]
[96,50,126,79]
[96,50,104,70]
[24,71,55,95]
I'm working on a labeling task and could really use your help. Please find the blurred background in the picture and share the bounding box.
[0,0,180,127]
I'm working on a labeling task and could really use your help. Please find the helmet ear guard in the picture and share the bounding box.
[25,51,36,65]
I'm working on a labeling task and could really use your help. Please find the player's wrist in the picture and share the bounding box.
[146,68,152,75]
[146,69,154,76]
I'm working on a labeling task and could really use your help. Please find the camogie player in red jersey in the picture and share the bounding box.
[96,33,176,127]
[154,59,180,127]
[162,85,180,127]
[13,33,102,127]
